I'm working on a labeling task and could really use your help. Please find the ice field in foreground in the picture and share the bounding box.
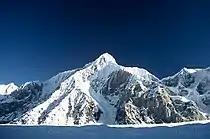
[0,121,210,139]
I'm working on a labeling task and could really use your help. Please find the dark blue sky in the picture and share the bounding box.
[0,0,210,85]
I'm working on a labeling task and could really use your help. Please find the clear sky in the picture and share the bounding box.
[0,0,210,85]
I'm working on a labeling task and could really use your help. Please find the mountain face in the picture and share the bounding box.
[0,53,210,125]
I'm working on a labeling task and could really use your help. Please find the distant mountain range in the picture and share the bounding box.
[0,53,210,125]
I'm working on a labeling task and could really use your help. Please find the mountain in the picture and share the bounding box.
[0,53,210,125]
[0,83,18,95]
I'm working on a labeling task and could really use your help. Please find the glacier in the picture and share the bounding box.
[0,121,210,139]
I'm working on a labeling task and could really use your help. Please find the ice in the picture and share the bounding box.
[0,121,210,139]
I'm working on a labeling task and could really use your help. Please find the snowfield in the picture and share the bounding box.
[0,121,210,139]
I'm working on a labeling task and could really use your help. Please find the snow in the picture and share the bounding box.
[123,67,158,81]
[88,87,116,124]
[182,67,201,73]
[108,120,210,128]
[0,83,18,95]
[1,121,210,139]
[171,95,190,102]
[73,63,117,124]
[17,77,76,125]
[42,69,77,97]
[161,66,210,114]
[96,52,117,64]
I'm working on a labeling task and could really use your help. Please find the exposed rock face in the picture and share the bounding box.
[102,69,209,124]
[0,53,209,125]
[162,76,179,87]
[0,82,43,124]
[114,85,206,124]
[65,89,102,125]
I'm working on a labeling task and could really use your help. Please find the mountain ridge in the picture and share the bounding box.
[0,53,210,125]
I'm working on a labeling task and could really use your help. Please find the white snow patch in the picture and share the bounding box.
[0,83,18,95]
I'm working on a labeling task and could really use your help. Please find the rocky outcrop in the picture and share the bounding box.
[0,82,43,124]
[115,85,207,124]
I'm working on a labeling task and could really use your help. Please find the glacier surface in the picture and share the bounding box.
[0,121,210,139]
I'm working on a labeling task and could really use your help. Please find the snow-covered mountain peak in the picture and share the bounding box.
[181,67,202,74]
[1,53,210,125]
[95,53,117,65]
[72,53,119,82]
[0,83,18,95]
